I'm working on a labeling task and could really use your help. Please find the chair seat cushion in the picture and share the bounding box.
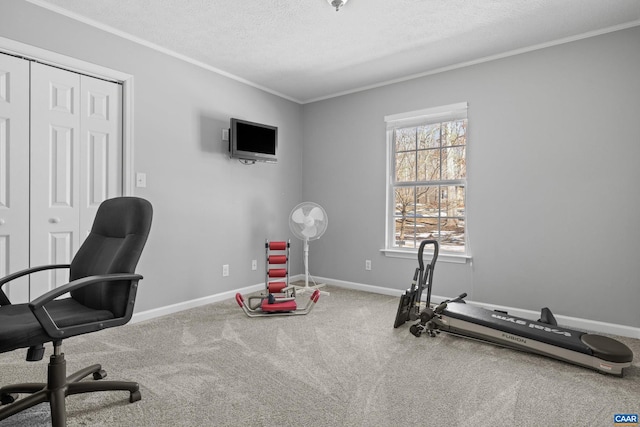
[0,299,114,354]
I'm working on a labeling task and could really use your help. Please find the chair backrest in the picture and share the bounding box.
[69,197,153,317]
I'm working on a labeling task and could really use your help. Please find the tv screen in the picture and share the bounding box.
[229,118,278,163]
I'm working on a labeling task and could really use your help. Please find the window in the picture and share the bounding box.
[385,103,468,256]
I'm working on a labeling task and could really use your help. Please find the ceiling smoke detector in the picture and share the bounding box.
[327,0,349,11]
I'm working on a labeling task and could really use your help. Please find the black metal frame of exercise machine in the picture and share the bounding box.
[394,240,634,376]
[393,239,439,328]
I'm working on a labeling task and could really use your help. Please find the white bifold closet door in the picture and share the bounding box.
[0,54,122,302]
[29,62,123,298]
[0,54,30,303]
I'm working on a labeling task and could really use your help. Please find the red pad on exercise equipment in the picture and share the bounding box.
[261,299,297,312]
[268,255,287,264]
[268,268,287,278]
[268,282,287,293]
[235,293,244,307]
[269,241,287,250]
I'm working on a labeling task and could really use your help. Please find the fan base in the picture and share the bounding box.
[292,280,330,296]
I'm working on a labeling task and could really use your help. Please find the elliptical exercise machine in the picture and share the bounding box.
[394,240,634,376]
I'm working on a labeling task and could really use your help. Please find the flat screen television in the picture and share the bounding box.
[229,118,278,163]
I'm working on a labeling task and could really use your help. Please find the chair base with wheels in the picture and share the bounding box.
[0,342,140,426]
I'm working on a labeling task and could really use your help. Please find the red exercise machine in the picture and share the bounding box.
[235,240,321,317]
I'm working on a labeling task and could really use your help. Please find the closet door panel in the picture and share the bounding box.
[30,62,81,297]
[80,75,122,237]
[0,53,29,303]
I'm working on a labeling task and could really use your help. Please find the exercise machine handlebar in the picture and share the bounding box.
[417,239,439,273]
[417,240,439,307]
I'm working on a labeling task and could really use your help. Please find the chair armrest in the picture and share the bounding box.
[0,264,70,306]
[28,273,143,340]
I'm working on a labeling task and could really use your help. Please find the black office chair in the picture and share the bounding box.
[0,196,152,427]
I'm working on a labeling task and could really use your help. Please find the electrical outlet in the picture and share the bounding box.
[251,260,257,271]
[135,172,146,188]
[365,260,372,271]
[222,264,229,277]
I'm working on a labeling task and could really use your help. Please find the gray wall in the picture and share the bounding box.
[0,0,304,312]
[302,27,640,328]
[2,1,638,329]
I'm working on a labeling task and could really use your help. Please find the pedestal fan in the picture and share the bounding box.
[289,202,329,294]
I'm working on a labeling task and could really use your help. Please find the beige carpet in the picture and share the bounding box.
[1,285,639,426]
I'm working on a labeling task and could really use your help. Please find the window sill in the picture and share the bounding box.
[380,248,471,264]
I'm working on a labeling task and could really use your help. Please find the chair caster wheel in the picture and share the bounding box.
[93,369,107,380]
[0,393,17,405]
[129,390,141,403]
[410,324,422,337]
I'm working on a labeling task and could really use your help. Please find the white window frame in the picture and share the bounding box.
[382,102,471,264]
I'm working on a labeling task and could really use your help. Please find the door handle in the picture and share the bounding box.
[0,219,5,225]
[49,217,61,224]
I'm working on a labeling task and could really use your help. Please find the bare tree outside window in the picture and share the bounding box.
[392,119,467,252]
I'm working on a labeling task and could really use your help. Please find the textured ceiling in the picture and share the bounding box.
[27,0,640,103]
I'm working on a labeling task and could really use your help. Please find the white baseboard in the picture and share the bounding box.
[131,274,640,339]
[131,282,265,324]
